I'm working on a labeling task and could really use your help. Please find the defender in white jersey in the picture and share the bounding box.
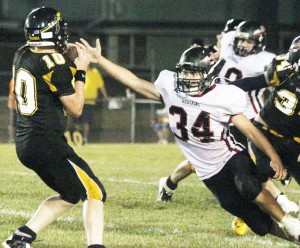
[157,20,298,219]
[219,21,275,120]
[80,38,300,243]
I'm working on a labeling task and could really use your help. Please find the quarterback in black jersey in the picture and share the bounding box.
[3,7,106,248]
[250,36,300,186]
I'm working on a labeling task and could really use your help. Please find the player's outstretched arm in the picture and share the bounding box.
[231,114,287,181]
[230,74,268,92]
[77,38,161,101]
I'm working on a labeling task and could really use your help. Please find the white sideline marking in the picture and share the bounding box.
[107,177,204,187]
[108,178,157,185]
[0,209,75,223]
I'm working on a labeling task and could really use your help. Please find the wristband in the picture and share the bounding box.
[74,70,86,83]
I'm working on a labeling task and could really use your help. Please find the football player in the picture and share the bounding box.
[156,20,298,224]
[80,38,300,244]
[2,7,106,248]
[250,36,300,205]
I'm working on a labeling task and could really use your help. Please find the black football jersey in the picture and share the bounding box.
[260,76,300,137]
[13,45,76,136]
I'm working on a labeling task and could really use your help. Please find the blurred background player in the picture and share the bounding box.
[151,107,171,144]
[73,63,110,144]
[7,78,16,143]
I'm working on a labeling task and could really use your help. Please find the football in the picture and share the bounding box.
[63,45,78,62]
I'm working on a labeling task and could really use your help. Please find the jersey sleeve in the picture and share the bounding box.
[154,70,177,101]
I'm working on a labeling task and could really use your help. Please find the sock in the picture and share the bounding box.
[166,176,177,190]
[14,226,36,243]
[276,192,284,200]
[88,245,105,248]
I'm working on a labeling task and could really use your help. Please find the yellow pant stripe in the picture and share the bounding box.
[68,159,103,200]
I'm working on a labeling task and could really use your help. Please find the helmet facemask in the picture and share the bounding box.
[176,63,210,95]
[233,21,266,57]
[176,46,214,95]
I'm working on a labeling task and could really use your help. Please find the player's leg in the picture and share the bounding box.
[4,135,106,247]
[157,159,195,201]
[82,122,90,143]
[160,124,170,144]
[251,131,299,214]
[64,153,106,246]
[3,136,75,247]
[3,196,74,247]
[83,199,105,245]
[81,104,94,144]
[274,138,300,186]
[264,179,299,213]
[203,152,300,242]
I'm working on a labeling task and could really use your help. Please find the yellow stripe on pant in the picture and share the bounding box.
[68,159,103,200]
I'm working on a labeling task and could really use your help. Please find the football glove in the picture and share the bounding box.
[266,54,296,86]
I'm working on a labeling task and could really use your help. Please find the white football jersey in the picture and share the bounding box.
[155,70,247,180]
[218,31,276,119]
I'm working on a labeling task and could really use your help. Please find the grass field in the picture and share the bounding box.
[0,143,299,248]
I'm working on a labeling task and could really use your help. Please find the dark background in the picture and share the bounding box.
[0,0,299,97]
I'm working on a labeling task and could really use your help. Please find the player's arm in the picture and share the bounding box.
[230,74,268,91]
[60,46,90,118]
[230,55,296,91]
[77,38,160,101]
[231,114,287,181]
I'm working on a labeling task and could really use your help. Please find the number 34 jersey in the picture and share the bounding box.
[155,70,247,180]
[13,45,76,136]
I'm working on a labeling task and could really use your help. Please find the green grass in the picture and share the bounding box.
[0,143,299,248]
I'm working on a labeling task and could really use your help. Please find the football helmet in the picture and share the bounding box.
[176,46,213,95]
[233,21,266,57]
[288,35,300,65]
[24,7,69,52]
[223,18,244,33]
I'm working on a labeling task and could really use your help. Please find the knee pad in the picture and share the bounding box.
[236,176,262,201]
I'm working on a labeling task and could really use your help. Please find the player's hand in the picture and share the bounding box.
[76,38,102,63]
[73,44,91,71]
[265,55,295,86]
[270,158,287,181]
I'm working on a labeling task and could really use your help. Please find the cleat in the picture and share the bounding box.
[277,194,299,214]
[2,235,32,248]
[232,217,248,236]
[157,177,174,202]
[280,214,300,241]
